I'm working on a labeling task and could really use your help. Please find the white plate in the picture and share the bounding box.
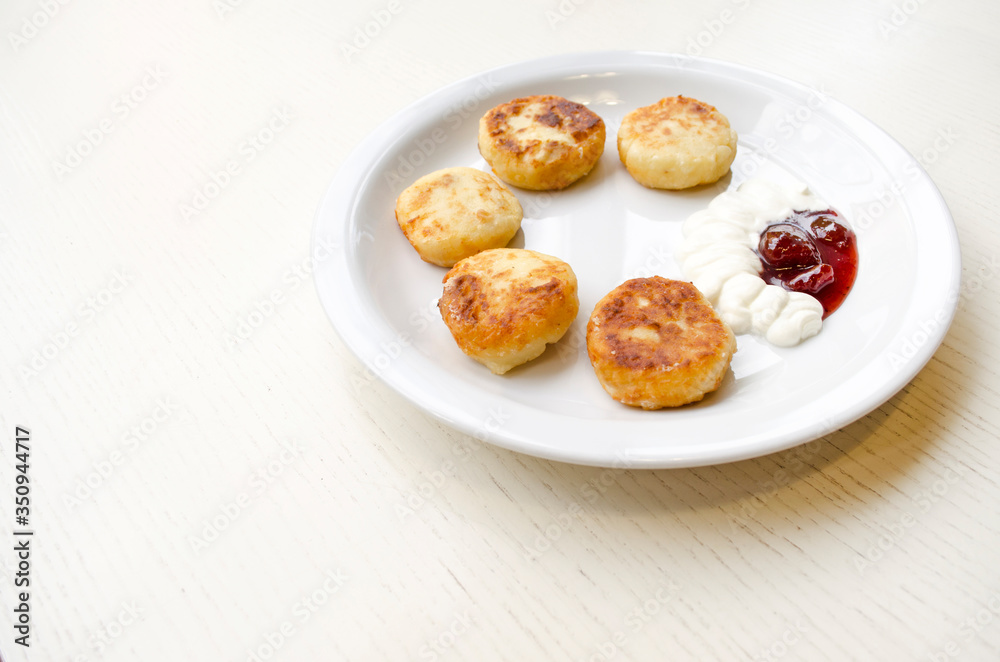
[313,51,960,468]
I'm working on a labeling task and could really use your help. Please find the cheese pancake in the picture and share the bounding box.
[586,277,736,409]
[478,95,606,190]
[395,166,522,267]
[617,95,737,190]
[439,248,579,374]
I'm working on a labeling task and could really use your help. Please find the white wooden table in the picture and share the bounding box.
[2,1,998,660]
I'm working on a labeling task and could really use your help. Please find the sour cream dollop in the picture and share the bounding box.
[676,178,826,347]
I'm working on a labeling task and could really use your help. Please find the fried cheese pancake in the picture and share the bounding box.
[439,248,579,374]
[478,95,606,191]
[617,95,737,190]
[586,277,736,409]
[395,166,523,267]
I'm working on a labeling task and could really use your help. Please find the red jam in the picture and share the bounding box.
[756,209,858,318]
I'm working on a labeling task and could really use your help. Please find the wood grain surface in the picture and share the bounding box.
[1,0,998,660]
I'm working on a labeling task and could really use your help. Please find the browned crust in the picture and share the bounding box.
[393,167,522,267]
[478,95,606,190]
[439,250,576,353]
[588,278,727,369]
[482,95,605,150]
[395,170,509,238]
[586,277,736,408]
[441,275,568,350]
[623,95,728,137]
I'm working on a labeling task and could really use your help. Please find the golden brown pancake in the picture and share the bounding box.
[617,95,737,190]
[395,166,522,267]
[439,248,579,374]
[586,277,736,408]
[478,95,606,190]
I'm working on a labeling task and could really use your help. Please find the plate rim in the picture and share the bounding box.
[312,50,962,468]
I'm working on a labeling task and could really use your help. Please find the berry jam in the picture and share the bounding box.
[756,209,858,318]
